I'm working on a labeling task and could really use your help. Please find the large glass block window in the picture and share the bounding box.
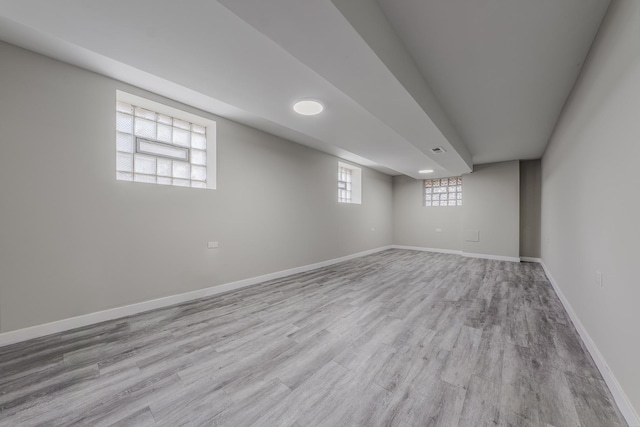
[425,177,462,207]
[116,100,208,189]
[338,166,352,203]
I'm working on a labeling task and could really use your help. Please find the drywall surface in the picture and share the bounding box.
[520,160,542,258]
[461,161,520,258]
[392,175,462,250]
[0,41,393,332]
[541,0,640,416]
[393,161,519,258]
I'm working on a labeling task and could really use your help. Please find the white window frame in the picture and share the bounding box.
[338,161,362,204]
[116,90,217,189]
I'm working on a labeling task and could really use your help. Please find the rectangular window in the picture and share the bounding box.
[338,165,352,203]
[425,177,462,207]
[338,161,362,204]
[115,91,216,189]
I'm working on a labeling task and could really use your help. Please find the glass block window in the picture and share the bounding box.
[337,161,362,204]
[425,177,462,207]
[116,100,208,189]
[338,165,353,203]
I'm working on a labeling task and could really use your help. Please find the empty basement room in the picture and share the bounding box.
[1,0,639,426]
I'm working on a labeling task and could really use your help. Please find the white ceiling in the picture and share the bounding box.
[376,0,611,164]
[0,0,610,177]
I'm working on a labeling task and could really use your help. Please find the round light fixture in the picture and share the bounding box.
[419,169,434,174]
[293,100,324,116]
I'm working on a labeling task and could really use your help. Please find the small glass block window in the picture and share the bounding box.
[116,100,208,189]
[338,166,353,203]
[425,176,462,207]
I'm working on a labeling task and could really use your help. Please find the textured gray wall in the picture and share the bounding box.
[520,160,542,258]
[0,42,393,333]
[541,0,640,414]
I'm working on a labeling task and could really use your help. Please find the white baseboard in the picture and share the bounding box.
[0,245,393,348]
[520,256,542,263]
[391,245,462,255]
[461,252,520,263]
[391,245,521,262]
[540,261,640,426]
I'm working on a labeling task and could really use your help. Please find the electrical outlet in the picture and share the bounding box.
[207,241,219,249]
[371,227,375,232]
[595,270,603,287]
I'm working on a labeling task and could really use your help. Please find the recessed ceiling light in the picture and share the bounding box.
[419,169,434,174]
[293,100,324,116]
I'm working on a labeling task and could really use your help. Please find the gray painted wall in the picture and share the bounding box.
[541,0,640,414]
[0,42,393,333]
[393,161,520,258]
[461,161,520,258]
[520,160,542,258]
[392,175,463,251]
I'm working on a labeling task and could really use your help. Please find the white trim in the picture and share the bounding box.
[0,245,392,348]
[462,252,521,262]
[391,245,461,255]
[391,245,521,262]
[520,256,542,263]
[540,261,640,426]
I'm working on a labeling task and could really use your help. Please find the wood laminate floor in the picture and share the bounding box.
[0,249,628,426]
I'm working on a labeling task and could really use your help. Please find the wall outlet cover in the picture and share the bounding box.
[595,270,603,287]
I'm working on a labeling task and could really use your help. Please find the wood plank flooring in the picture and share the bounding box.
[0,249,628,426]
